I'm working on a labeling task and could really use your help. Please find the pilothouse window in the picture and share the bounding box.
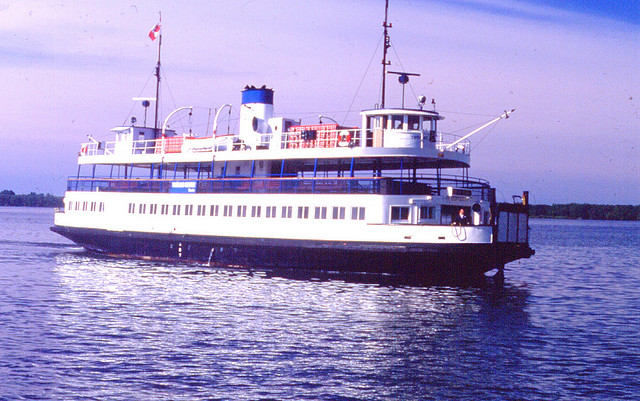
[408,115,420,130]
[391,115,404,130]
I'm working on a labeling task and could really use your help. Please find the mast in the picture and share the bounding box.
[380,0,391,108]
[153,12,162,138]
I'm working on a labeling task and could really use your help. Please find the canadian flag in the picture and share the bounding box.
[149,22,161,41]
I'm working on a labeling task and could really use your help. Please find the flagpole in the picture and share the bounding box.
[153,12,162,138]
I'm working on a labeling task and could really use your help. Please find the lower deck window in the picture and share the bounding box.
[314,207,327,219]
[391,206,410,222]
[440,205,472,225]
[419,206,435,220]
[281,206,292,218]
[297,206,309,219]
[351,207,365,220]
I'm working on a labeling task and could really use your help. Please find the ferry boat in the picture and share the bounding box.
[51,3,534,282]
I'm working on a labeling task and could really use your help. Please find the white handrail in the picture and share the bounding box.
[161,106,193,137]
[212,104,232,136]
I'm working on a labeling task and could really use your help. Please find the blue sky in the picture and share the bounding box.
[0,0,638,204]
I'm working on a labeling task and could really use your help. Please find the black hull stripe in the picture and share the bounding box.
[50,225,534,277]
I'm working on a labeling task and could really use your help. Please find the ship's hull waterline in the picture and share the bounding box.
[51,225,534,282]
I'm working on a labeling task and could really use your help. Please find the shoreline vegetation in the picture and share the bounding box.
[529,204,640,221]
[1,190,63,208]
[1,189,638,221]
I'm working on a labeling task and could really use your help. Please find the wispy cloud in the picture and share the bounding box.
[0,0,638,202]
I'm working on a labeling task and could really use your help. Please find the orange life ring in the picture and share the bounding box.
[338,130,351,147]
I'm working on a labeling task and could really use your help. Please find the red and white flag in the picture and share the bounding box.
[148,21,161,41]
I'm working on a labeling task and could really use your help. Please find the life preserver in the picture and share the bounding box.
[80,145,88,155]
[338,130,351,147]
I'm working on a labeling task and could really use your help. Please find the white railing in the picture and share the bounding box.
[79,128,364,157]
[78,128,470,157]
[436,132,471,155]
[281,128,361,149]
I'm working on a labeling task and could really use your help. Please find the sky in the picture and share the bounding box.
[0,0,638,204]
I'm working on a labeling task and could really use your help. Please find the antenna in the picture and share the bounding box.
[380,0,391,108]
[388,71,420,108]
[142,100,151,126]
[132,97,155,127]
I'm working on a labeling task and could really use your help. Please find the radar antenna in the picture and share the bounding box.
[388,71,420,108]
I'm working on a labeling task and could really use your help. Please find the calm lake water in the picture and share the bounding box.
[1,207,639,400]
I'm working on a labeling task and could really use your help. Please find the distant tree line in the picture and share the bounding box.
[530,203,640,221]
[0,190,63,207]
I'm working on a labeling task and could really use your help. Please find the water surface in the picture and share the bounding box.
[1,207,639,400]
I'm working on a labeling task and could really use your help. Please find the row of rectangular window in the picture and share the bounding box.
[72,200,424,224]
[71,200,465,225]
[126,202,365,221]
[69,201,104,212]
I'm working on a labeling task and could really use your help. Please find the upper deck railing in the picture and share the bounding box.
[78,128,471,157]
[66,173,492,200]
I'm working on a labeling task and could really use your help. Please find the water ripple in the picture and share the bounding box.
[1,211,639,400]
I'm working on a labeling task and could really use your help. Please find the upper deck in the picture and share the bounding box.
[78,105,471,169]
